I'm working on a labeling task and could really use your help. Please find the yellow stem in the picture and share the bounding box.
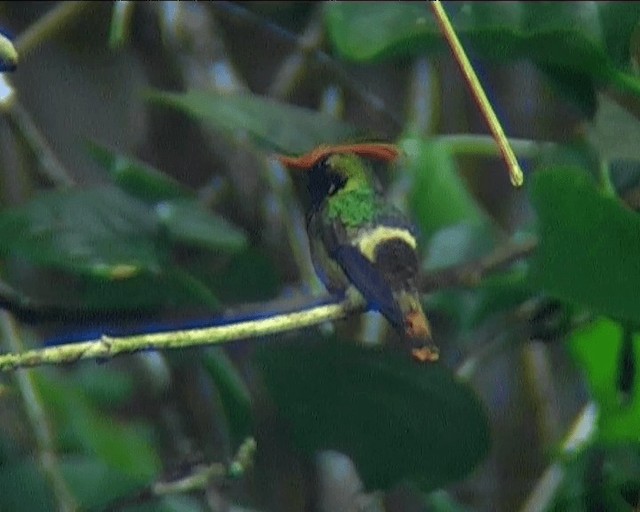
[429,0,524,187]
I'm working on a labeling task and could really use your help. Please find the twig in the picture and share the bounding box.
[98,437,257,511]
[5,100,76,186]
[435,134,555,160]
[154,437,257,495]
[210,1,403,130]
[264,5,329,294]
[267,4,325,100]
[421,237,537,292]
[0,235,536,371]
[0,312,77,512]
[520,403,598,512]
[14,2,92,58]
[0,297,363,372]
[429,0,524,187]
[521,342,562,449]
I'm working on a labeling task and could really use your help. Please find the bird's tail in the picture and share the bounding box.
[396,291,439,363]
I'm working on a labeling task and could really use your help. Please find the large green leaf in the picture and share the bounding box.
[147,90,360,154]
[529,169,640,324]
[325,2,640,97]
[256,338,490,491]
[87,144,248,252]
[202,348,254,448]
[0,186,162,279]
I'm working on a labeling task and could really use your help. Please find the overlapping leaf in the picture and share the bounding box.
[325,3,640,97]
[529,169,640,324]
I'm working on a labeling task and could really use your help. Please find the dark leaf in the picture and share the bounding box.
[0,186,162,279]
[256,338,490,491]
[529,168,640,324]
[147,90,361,154]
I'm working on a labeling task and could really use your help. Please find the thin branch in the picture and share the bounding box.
[430,0,524,187]
[210,1,403,130]
[267,4,325,100]
[435,134,556,160]
[154,437,257,495]
[0,312,77,511]
[0,297,363,372]
[422,237,537,292]
[98,437,258,511]
[5,100,76,186]
[520,403,599,512]
[264,5,328,294]
[14,1,93,58]
[0,236,536,371]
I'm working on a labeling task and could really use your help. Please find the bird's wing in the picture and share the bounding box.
[319,204,419,330]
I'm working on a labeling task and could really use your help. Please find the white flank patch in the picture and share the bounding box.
[355,226,416,262]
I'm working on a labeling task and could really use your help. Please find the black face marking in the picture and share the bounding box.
[307,156,347,210]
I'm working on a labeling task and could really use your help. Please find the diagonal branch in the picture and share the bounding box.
[0,236,537,372]
[0,297,364,372]
[421,237,537,292]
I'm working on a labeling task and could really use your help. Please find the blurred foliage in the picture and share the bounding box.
[0,2,639,511]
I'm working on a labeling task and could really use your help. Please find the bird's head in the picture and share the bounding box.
[276,143,400,210]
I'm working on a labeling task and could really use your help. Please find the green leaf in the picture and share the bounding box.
[202,349,254,448]
[34,373,161,480]
[402,138,486,237]
[324,2,640,97]
[256,338,490,491]
[0,186,163,279]
[156,199,248,253]
[61,455,149,509]
[568,319,640,442]
[87,142,190,202]
[529,169,640,324]
[147,90,360,154]
[0,457,54,512]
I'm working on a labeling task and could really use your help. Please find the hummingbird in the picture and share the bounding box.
[278,143,439,362]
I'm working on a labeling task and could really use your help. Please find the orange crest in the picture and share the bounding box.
[276,143,400,170]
